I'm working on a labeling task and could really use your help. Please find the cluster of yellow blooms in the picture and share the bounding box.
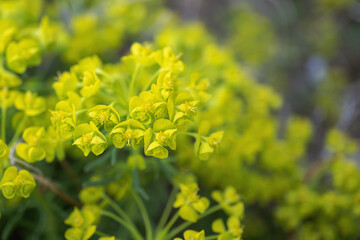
[47,42,223,162]
[51,41,238,239]
[276,130,360,240]
[64,181,243,240]
[0,4,233,236]
[0,165,35,199]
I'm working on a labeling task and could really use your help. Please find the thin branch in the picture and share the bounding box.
[59,159,81,189]
[32,174,82,208]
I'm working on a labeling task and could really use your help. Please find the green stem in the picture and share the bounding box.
[156,186,178,234]
[155,212,179,240]
[163,211,179,234]
[102,193,135,226]
[118,77,129,105]
[96,69,129,106]
[117,98,129,111]
[14,157,43,176]
[168,205,222,238]
[96,69,115,83]
[181,132,207,141]
[129,63,142,97]
[95,230,121,240]
[95,231,109,237]
[100,210,143,240]
[102,76,129,109]
[9,115,28,147]
[1,101,6,141]
[143,68,162,92]
[205,236,218,240]
[131,190,153,240]
[33,190,58,240]
[181,132,198,138]
[75,108,90,116]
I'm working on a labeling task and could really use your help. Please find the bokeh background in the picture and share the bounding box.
[168,0,360,154]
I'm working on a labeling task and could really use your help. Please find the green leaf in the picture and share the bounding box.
[82,174,121,187]
[131,169,149,200]
[111,147,118,165]
[167,96,175,121]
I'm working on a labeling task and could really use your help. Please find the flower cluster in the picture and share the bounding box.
[16,126,56,162]
[73,122,108,157]
[276,131,360,240]
[173,183,209,222]
[1,1,241,239]
[0,166,36,199]
[211,187,244,240]
[64,207,100,240]
[48,42,222,162]
[174,230,205,240]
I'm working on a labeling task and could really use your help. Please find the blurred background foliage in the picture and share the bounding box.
[1,0,360,239]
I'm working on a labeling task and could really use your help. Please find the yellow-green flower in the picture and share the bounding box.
[196,131,224,161]
[14,91,46,116]
[6,38,42,73]
[80,70,101,99]
[64,207,97,240]
[0,19,17,54]
[173,183,209,222]
[174,230,205,240]
[0,140,9,159]
[154,47,185,73]
[129,91,167,125]
[0,166,36,199]
[151,70,178,100]
[16,126,56,163]
[188,73,211,105]
[50,100,77,139]
[0,89,19,108]
[212,186,244,218]
[212,216,243,240]
[53,72,79,99]
[122,42,155,66]
[79,186,103,204]
[14,169,36,198]
[110,119,145,149]
[326,129,357,155]
[0,166,17,199]
[70,55,102,75]
[64,227,96,240]
[173,92,199,127]
[65,207,96,228]
[38,16,62,49]
[99,237,115,240]
[144,119,177,159]
[88,105,120,131]
[0,69,21,89]
[73,122,107,156]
